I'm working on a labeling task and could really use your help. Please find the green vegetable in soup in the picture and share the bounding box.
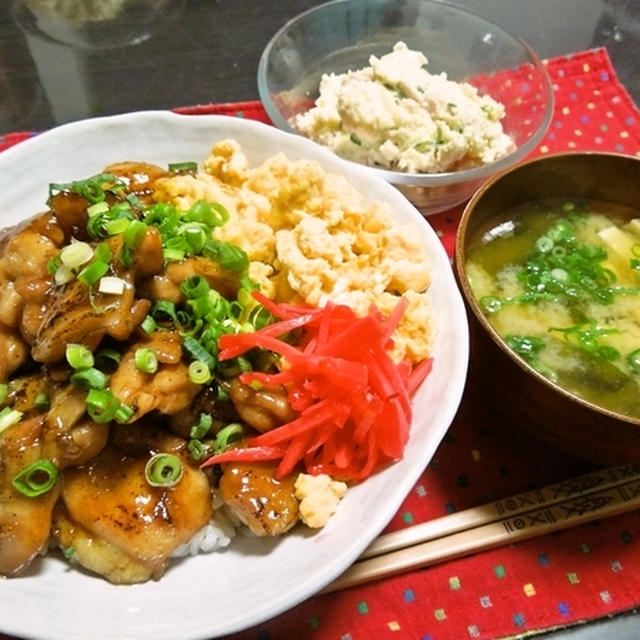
[466,199,640,418]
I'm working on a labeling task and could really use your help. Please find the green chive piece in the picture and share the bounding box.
[213,423,245,453]
[66,343,94,370]
[188,359,211,384]
[59,241,93,269]
[70,367,109,391]
[0,407,23,434]
[12,459,58,497]
[144,453,183,488]
[168,161,198,173]
[140,315,157,335]
[86,389,121,423]
[77,259,109,286]
[134,347,158,374]
[190,413,213,439]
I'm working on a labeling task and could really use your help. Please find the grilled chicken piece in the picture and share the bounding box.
[219,460,299,536]
[103,162,170,206]
[53,505,153,584]
[0,416,60,576]
[32,275,150,363]
[0,324,29,382]
[0,213,64,281]
[58,433,213,582]
[226,378,297,433]
[139,255,240,304]
[0,375,112,576]
[109,332,199,421]
[46,385,109,467]
[167,385,237,439]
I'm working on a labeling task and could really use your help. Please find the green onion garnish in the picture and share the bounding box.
[0,382,9,405]
[181,275,210,300]
[213,423,245,453]
[34,392,50,412]
[77,259,109,286]
[114,402,135,424]
[183,336,216,370]
[140,315,157,335]
[134,347,158,374]
[85,389,121,423]
[144,453,183,488]
[0,406,23,434]
[168,161,198,173]
[70,367,109,391]
[188,359,211,384]
[627,349,640,373]
[66,343,94,369]
[94,348,121,371]
[190,413,213,439]
[12,459,58,497]
[59,241,93,269]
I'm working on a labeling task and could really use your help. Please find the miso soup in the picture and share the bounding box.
[465,198,640,419]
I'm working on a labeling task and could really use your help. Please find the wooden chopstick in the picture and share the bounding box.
[322,463,640,594]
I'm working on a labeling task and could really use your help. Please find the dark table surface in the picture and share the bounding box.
[1,0,639,135]
[1,1,640,639]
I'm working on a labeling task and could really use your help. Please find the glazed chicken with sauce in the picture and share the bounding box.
[0,160,311,583]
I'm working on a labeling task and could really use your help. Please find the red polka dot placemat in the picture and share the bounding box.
[2,47,640,640]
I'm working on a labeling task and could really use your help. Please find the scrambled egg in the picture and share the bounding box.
[294,41,515,174]
[153,139,436,363]
[294,473,348,528]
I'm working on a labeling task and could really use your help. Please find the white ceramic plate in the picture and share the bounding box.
[0,111,468,640]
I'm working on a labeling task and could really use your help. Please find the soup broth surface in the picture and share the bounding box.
[466,198,640,418]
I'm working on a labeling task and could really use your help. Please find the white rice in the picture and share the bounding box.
[171,509,237,558]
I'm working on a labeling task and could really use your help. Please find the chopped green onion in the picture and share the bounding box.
[181,223,208,252]
[54,264,74,286]
[12,459,58,497]
[188,359,211,384]
[87,201,110,217]
[0,382,9,405]
[535,236,554,253]
[135,347,158,374]
[66,343,94,369]
[114,402,135,423]
[77,260,110,286]
[94,348,121,371]
[628,349,640,373]
[163,248,185,262]
[140,315,157,335]
[190,413,213,439]
[144,453,183,488]
[202,240,248,272]
[70,367,108,391]
[60,241,93,269]
[86,389,121,423]
[183,336,216,369]
[168,161,198,173]
[0,406,22,434]
[104,217,131,235]
[34,392,50,412]
[150,299,178,324]
[188,438,210,461]
[213,423,244,453]
[181,275,210,299]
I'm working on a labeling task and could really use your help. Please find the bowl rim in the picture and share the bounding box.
[455,150,640,426]
[257,0,555,186]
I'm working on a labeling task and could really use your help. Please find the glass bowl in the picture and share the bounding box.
[258,0,554,216]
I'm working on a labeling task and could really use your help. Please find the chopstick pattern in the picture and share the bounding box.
[324,464,640,594]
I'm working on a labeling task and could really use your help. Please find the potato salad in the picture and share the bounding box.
[294,41,515,174]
